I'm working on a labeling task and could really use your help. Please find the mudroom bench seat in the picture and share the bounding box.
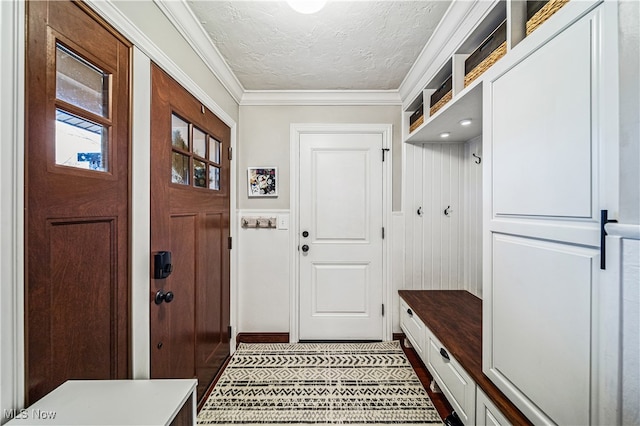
[399,290,531,426]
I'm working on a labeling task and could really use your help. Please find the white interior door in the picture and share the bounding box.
[299,132,383,341]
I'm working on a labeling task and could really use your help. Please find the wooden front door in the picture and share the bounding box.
[150,64,231,401]
[25,0,131,404]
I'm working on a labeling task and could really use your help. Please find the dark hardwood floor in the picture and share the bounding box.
[394,333,453,421]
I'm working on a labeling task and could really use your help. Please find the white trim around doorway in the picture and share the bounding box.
[289,123,393,343]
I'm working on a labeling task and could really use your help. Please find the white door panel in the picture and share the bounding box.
[299,132,383,340]
[492,234,595,426]
[492,15,593,219]
[312,263,369,314]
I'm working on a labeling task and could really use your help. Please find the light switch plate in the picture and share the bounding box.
[277,214,289,230]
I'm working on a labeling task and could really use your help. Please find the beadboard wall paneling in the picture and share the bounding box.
[422,144,464,289]
[404,143,467,291]
[392,212,405,333]
[404,142,423,290]
[237,209,291,333]
[464,136,483,297]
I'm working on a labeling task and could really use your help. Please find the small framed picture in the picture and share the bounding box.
[247,167,278,197]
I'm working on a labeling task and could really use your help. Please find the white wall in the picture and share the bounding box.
[238,105,402,211]
[622,236,640,425]
[618,0,639,225]
[236,105,401,335]
[464,136,483,296]
[237,210,291,332]
[402,139,482,298]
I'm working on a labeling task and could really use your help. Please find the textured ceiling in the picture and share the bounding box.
[187,1,452,91]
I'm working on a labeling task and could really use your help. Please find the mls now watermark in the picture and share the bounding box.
[4,408,57,420]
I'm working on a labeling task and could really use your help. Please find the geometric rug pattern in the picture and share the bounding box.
[197,341,442,425]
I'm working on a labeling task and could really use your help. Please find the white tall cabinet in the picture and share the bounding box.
[402,0,621,424]
[482,2,619,425]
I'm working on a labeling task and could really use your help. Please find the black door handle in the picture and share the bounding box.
[155,290,174,305]
[601,209,617,270]
[301,245,309,253]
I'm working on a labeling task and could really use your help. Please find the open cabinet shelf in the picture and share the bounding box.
[403,0,571,145]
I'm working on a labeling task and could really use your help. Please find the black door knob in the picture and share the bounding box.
[302,231,309,238]
[301,245,309,253]
[155,290,174,305]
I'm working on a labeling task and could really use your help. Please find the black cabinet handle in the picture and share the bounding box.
[407,308,413,317]
[440,347,450,361]
[600,209,617,270]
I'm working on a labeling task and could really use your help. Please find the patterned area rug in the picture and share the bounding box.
[197,341,442,425]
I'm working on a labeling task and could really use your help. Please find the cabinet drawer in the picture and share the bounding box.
[476,388,511,426]
[426,331,476,425]
[400,300,425,357]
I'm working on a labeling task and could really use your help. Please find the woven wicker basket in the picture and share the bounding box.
[526,0,570,35]
[464,41,507,87]
[409,115,424,133]
[429,91,452,116]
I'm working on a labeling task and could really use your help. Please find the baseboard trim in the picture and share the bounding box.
[236,332,290,347]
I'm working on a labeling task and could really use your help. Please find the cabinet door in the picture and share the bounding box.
[483,4,618,425]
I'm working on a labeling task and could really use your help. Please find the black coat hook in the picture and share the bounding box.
[472,153,481,164]
[444,206,451,216]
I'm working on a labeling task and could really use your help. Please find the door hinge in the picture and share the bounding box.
[228,236,232,250]
[382,148,390,162]
[228,325,232,338]
[228,146,233,160]
[382,304,385,316]
[382,227,385,239]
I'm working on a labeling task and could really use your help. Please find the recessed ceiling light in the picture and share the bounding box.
[459,119,472,126]
[287,0,327,14]
[440,132,450,138]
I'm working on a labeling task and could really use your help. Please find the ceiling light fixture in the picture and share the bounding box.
[287,0,327,14]
[440,132,451,138]
[459,119,472,126]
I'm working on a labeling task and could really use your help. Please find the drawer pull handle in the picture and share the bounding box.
[407,308,413,317]
[440,348,450,360]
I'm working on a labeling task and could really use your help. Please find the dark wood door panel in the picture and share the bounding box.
[26,0,131,404]
[151,214,197,380]
[151,63,230,402]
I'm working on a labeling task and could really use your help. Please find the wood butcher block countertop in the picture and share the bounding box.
[398,290,531,425]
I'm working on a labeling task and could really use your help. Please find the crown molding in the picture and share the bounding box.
[241,90,402,106]
[398,0,498,109]
[85,0,236,128]
[153,0,245,104]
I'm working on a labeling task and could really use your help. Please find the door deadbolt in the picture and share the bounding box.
[302,231,309,238]
[155,290,174,305]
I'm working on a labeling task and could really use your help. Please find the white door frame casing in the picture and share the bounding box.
[290,123,393,343]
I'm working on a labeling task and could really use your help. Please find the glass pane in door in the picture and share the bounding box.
[55,109,107,171]
[194,160,206,188]
[56,43,108,117]
[171,114,189,150]
[172,152,189,185]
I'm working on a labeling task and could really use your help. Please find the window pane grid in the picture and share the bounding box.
[170,112,221,191]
